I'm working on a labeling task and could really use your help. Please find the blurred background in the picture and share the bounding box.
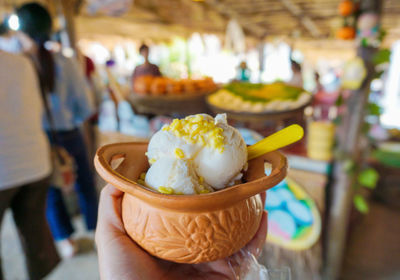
[0,0,399,279]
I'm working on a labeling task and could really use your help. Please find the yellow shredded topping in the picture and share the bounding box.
[197,184,210,194]
[140,172,146,180]
[158,186,174,194]
[149,158,156,164]
[199,176,204,183]
[162,115,225,152]
[174,148,185,159]
[137,179,146,186]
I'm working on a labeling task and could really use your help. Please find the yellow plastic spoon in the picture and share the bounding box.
[247,124,304,160]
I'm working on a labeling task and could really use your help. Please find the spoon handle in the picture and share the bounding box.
[247,124,304,160]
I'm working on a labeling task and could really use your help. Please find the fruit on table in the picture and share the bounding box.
[133,76,153,94]
[208,82,311,113]
[166,79,183,95]
[151,77,167,96]
[133,76,216,96]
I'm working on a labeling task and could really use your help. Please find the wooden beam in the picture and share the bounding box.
[279,0,322,37]
[134,0,229,35]
[204,0,267,39]
[58,0,78,49]
[227,7,287,15]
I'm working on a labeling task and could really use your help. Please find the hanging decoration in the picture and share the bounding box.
[341,57,367,90]
[338,0,355,16]
[336,26,356,40]
[336,0,357,40]
[357,12,380,47]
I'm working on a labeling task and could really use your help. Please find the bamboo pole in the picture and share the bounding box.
[324,1,382,279]
[59,0,78,50]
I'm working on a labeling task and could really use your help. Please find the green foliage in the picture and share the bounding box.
[361,122,372,134]
[378,29,388,46]
[358,168,379,189]
[335,93,344,107]
[374,70,385,79]
[343,159,355,173]
[361,38,368,48]
[372,49,391,66]
[367,102,383,116]
[373,149,400,168]
[353,194,369,214]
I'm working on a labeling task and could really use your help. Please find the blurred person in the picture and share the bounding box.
[17,3,98,258]
[0,22,21,53]
[95,185,269,279]
[0,21,32,54]
[132,43,161,81]
[289,59,303,88]
[237,61,250,81]
[0,50,60,279]
[314,72,323,93]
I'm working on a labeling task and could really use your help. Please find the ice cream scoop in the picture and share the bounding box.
[145,157,213,195]
[145,114,247,194]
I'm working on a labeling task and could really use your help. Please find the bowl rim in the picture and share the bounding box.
[95,142,287,212]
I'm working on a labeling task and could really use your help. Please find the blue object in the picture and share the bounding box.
[265,190,284,210]
[269,209,297,238]
[98,99,118,132]
[118,101,150,138]
[274,187,295,203]
[237,128,263,145]
[287,200,313,226]
[46,129,98,240]
[274,179,288,189]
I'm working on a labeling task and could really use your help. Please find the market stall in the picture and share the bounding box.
[66,1,400,279]
[1,0,400,279]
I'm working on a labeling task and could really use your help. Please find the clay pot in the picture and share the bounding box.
[95,142,287,263]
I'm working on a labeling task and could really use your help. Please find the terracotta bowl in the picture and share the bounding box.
[94,142,287,264]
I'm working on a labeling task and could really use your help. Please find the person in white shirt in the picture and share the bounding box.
[0,50,60,279]
[16,2,98,259]
[289,59,304,88]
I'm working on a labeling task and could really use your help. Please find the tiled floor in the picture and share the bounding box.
[340,201,400,280]
[1,212,99,280]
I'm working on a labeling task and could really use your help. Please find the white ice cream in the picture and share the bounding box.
[145,113,247,194]
[145,157,213,195]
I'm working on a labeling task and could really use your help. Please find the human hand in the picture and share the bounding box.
[95,185,268,280]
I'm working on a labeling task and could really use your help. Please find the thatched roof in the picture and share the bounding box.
[78,0,400,44]
[2,0,400,45]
